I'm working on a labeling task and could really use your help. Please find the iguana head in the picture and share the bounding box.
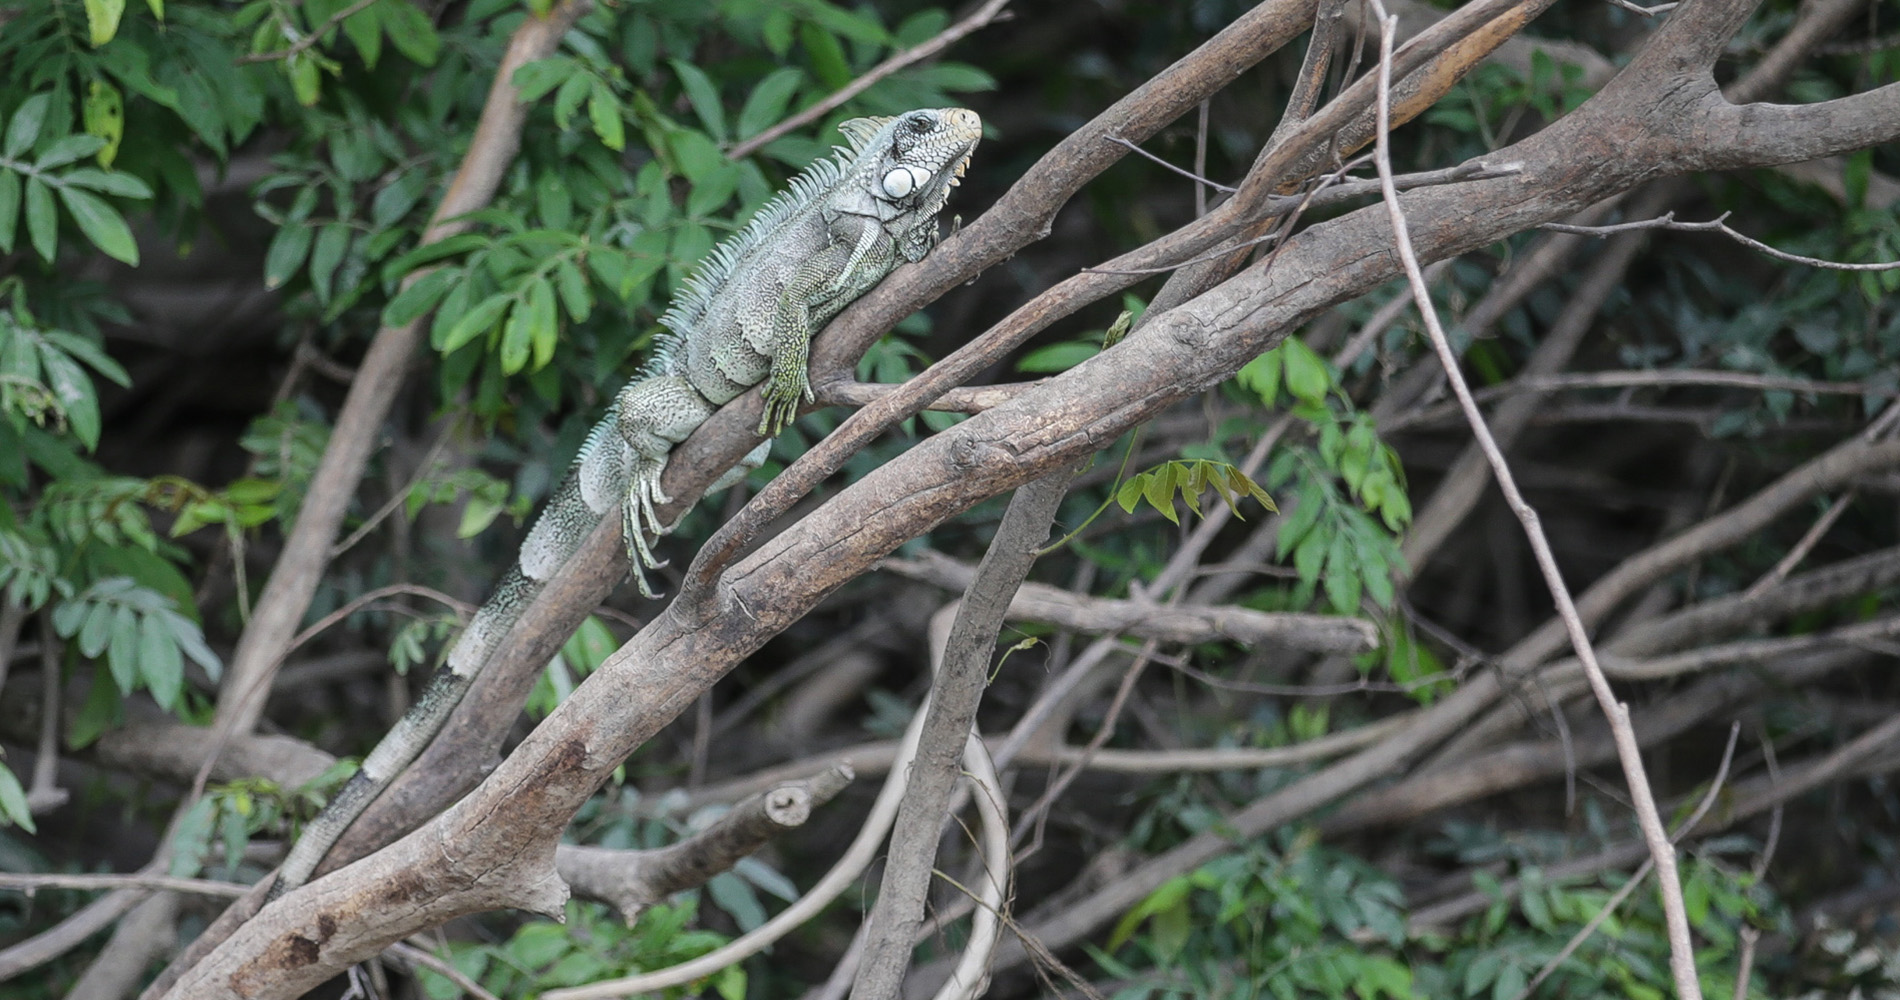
[832,107,982,227]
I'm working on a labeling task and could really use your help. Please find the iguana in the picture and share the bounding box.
[270,107,982,898]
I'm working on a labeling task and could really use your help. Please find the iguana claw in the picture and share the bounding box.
[626,458,674,597]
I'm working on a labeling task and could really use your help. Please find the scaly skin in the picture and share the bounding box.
[270,108,980,899]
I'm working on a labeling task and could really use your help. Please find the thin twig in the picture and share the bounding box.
[1364,4,1703,996]
[282,583,473,660]
[1387,369,1888,431]
[1731,928,1759,1000]
[328,421,460,559]
[387,941,502,1000]
[1081,156,1522,277]
[1105,135,1237,194]
[1604,0,1679,15]
[238,0,381,64]
[0,872,247,898]
[1083,154,1374,275]
[1542,211,1900,271]
[1743,492,1853,598]
[26,617,66,812]
[725,0,1012,159]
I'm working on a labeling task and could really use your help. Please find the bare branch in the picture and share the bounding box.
[1542,212,1900,270]
[0,873,247,898]
[852,464,1075,1000]
[1363,3,1701,992]
[557,768,854,922]
[881,551,1377,653]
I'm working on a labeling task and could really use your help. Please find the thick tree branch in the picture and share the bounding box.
[881,551,1377,652]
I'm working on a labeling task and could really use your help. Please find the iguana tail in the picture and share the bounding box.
[271,412,630,898]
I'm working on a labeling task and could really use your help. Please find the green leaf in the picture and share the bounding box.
[341,0,383,69]
[685,163,739,217]
[513,56,577,102]
[263,223,314,289]
[1143,468,1178,525]
[435,291,511,354]
[287,53,322,107]
[0,170,20,254]
[587,83,625,151]
[799,22,851,90]
[0,763,33,832]
[1323,530,1359,613]
[669,129,726,185]
[383,268,460,327]
[1107,875,1195,951]
[381,0,440,65]
[165,610,220,677]
[671,59,728,141]
[4,94,52,158]
[36,134,108,170]
[308,222,352,303]
[45,331,130,387]
[58,186,139,265]
[40,348,102,450]
[1115,475,1143,514]
[379,232,487,284]
[553,259,591,323]
[109,600,138,681]
[524,276,558,371]
[140,612,184,710]
[1281,337,1330,406]
[24,176,57,262]
[57,168,152,198]
[82,79,125,168]
[738,67,802,139]
[66,672,120,749]
[553,71,591,131]
[84,0,127,45]
[370,169,427,226]
[1238,347,1281,407]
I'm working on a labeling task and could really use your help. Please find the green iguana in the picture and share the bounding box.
[270,107,982,898]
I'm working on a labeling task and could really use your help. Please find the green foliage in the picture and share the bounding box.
[170,764,355,879]
[0,755,33,832]
[1233,337,1412,616]
[386,615,456,678]
[0,94,154,265]
[1115,460,1276,527]
[1101,818,1786,1000]
[0,286,130,451]
[50,576,219,713]
[1094,835,1415,1000]
[414,898,739,1000]
[528,613,619,717]
[1424,56,1594,152]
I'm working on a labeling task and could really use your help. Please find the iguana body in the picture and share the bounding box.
[272,108,981,897]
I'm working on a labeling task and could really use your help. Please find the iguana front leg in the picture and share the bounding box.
[758,214,886,436]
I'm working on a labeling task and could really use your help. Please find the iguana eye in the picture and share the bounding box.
[882,166,926,199]
[906,113,936,134]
